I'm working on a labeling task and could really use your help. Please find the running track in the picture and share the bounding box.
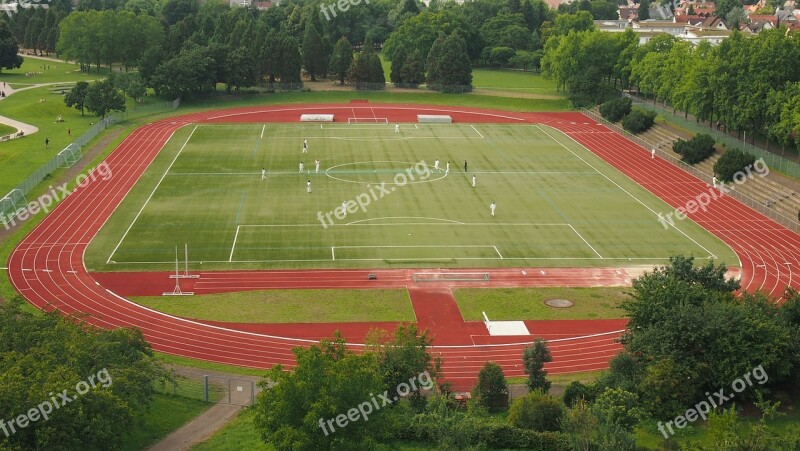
[8,104,800,390]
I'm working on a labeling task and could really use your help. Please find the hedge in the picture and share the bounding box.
[673,133,716,165]
[599,97,632,123]
[713,148,756,182]
[621,107,656,134]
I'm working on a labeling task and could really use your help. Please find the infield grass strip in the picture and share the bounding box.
[454,287,628,320]
[131,289,414,323]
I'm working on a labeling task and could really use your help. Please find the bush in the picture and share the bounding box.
[599,97,632,123]
[473,362,509,412]
[673,133,716,165]
[562,381,599,407]
[508,391,566,432]
[713,148,757,182]
[621,107,656,134]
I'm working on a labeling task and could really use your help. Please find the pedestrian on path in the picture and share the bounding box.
[472,174,476,188]
[45,137,49,148]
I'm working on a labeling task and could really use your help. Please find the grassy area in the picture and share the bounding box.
[0,124,16,136]
[155,352,268,377]
[472,68,559,95]
[132,289,414,323]
[455,287,629,321]
[85,122,736,271]
[193,408,271,451]
[121,393,211,451]
[2,56,108,86]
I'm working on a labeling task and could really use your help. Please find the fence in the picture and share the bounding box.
[154,369,260,406]
[621,92,800,179]
[581,108,800,234]
[1,98,180,226]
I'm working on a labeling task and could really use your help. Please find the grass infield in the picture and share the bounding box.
[131,289,414,323]
[454,287,628,321]
[86,122,737,271]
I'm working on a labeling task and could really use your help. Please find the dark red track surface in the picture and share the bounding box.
[8,104,800,390]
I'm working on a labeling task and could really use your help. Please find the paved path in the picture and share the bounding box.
[147,403,242,451]
[0,114,38,135]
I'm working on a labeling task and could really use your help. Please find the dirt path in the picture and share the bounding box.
[147,403,242,451]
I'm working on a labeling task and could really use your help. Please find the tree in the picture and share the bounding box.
[715,0,743,21]
[0,20,23,72]
[253,334,392,450]
[85,80,126,118]
[0,298,162,450]
[400,50,425,87]
[472,362,509,412]
[591,388,645,449]
[390,48,407,85]
[638,0,651,20]
[328,37,353,85]
[508,391,566,431]
[523,338,552,393]
[713,148,757,182]
[64,81,90,116]
[302,25,327,81]
[368,324,439,402]
[426,32,472,93]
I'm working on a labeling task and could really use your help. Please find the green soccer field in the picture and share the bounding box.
[85,122,738,271]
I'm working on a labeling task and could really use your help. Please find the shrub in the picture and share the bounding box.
[599,97,632,122]
[508,391,566,432]
[621,107,656,134]
[472,362,509,412]
[562,381,599,407]
[713,148,757,182]
[673,133,716,165]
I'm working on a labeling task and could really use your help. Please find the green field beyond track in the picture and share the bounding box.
[85,122,738,271]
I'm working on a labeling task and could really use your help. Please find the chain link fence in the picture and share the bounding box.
[154,369,260,406]
[621,92,800,179]
[1,98,180,224]
[581,108,800,234]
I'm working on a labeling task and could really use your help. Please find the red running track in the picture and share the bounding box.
[8,104,799,390]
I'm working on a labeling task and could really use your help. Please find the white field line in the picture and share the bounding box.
[104,256,678,265]
[470,125,485,139]
[535,124,718,260]
[229,225,240,262]
[493,246,504,259]
[568,224,603,259]
[331,247,335,261]
[106,125,198,264]
[260,124,265,139]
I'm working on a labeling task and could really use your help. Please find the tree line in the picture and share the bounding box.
[542,24,800,154]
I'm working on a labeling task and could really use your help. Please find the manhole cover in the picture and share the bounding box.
[545,299,574,308]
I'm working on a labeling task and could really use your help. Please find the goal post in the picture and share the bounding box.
[0,189,28,225]
[412,272,490,282]
[58,144,82,168]
[347,117,389,125]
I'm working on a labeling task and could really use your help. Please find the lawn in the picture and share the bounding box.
[121,393,211,451]
[454,287,629,321]
[1,56,108,86]
[0,123,16,136]
[84,122,737,272]
[472,68,559,95]
[132,289,414,323]
[192,408,271,451]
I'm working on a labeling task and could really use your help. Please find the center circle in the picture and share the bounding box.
[324,160,447,185]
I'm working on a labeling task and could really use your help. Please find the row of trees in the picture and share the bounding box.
[542,24,800,153]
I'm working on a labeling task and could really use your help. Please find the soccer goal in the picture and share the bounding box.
[412,272,491,282]
[0,189,28,225]
[58,144,82,168]
[347,118,389,125]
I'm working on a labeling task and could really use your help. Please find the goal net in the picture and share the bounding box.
[0,189,28,225]
[412,272,490,282]
[58,144,83,168]
[347,118,389,125]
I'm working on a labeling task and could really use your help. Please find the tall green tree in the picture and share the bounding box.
[0,20,22,72]
[302,25,327,81]
[523,338,552,392]
[390,48,407,85]
[328,36,353,85]
[64,81,89,115]
[472,362,509,412]
[85,79,126,118]
[426,31,472,92]
[400,49,425,87]
[638,0,651,20]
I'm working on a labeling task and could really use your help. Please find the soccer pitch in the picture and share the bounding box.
[85,122,738,271]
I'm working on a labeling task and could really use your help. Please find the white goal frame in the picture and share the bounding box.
[347,117,389,125]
